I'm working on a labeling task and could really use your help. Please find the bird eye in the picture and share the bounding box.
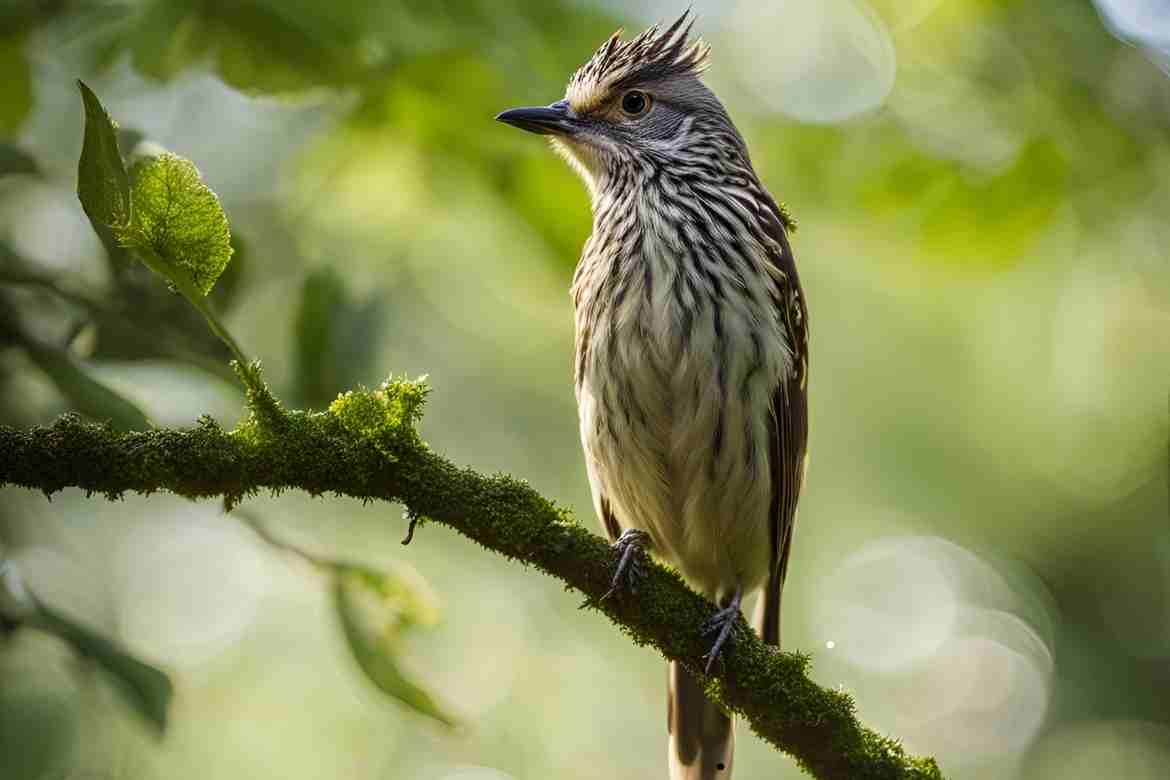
[620,90,651,117]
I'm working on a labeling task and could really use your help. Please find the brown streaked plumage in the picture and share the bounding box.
[498,11,807,779]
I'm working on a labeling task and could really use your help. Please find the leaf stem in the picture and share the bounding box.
[189,296,251,377]
[134,246,264,399]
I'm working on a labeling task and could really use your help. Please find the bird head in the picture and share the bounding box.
[497,11,746,199]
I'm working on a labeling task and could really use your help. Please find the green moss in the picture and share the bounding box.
[231,359,285,434]
[329,375,430,460]
[0,385,947,779]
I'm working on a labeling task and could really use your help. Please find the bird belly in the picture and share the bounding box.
[577,277,783,601]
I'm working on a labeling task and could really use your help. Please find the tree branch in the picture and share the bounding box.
[0,399,943,780]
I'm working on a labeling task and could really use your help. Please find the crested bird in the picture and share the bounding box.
[497,11,808,779]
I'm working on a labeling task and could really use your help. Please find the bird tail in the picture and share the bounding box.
[667,660,734,779]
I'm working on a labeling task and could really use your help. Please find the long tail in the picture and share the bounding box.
[667,660,734,779]
[668,570,784,779]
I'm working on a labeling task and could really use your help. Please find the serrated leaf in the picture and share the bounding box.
[0,142,38,177]
[29,597,172,734]
[123,153,233,296]
[333,565,454,727]
[76,81,131,229]
[22,338,151,432]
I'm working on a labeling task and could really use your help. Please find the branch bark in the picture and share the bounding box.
[0,406,943,780]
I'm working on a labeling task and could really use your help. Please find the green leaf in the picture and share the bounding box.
[294,267,387,407]
[123,153,233,296]
[0,142,38,176]
[29,597,172,734]
[209,231,248,311]
[21,338,152,432]
[333,564,455,727]
[76,81,131,229]
[295,267,346,407]
[0,31,32,135]
[111,0,383,94]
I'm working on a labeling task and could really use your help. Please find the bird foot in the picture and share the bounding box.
[601,528,650,602]
[701,589,744,675]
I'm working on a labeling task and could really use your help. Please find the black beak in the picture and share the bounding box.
[496,100,575,136]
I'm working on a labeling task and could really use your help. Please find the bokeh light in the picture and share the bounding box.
[114,506,271,667]
[1024,720,1170,779]
[814,536,1055,768]
[0,1,1168,779]
[725,0,896,122]
[1095,0,1170,74]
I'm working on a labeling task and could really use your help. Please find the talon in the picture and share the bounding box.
[606,528,650,600]
[701,586,744,675]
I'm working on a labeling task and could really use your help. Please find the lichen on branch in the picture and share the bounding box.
[0,380,943,780]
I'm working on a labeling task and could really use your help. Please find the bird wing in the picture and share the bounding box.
[599,493,623,543]
[753,193,808,648]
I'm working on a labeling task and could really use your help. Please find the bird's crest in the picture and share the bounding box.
[566,10,711,115]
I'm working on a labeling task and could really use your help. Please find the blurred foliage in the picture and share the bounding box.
[28,595,173,733]
[0,141,39,176]
[0,38,32,134]
[294,266,388,408]
[0,20,32,134]
[13,324,152,431]
[0,0,1167,778]
[0,559,172,733]
[95,0,385,93]
[334,563,456,727]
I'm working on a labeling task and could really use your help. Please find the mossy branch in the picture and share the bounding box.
[8,80,943,777]
[0,384,943,780]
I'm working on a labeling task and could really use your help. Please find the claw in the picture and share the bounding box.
[701,603,740,634]
[601,528,650,602]
[702,587,743,675]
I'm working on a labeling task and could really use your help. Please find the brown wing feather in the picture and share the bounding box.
[599,493,623,543]
[753,194,808,648]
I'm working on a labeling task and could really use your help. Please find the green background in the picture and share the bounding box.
[1,1,1168,778]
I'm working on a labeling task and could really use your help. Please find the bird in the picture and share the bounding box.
[497,11,807,779]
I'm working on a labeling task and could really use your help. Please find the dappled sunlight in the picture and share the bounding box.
[0,178,104,283]
[435,767,516,780]
[114,507,271,668]
[1,1,1168,778]
[814,536,1054,769]
[1094,0,1170,74]
[1024,720,1170,779]
[724,0,897,123]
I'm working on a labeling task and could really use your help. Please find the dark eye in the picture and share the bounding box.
[620,90,651,116]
